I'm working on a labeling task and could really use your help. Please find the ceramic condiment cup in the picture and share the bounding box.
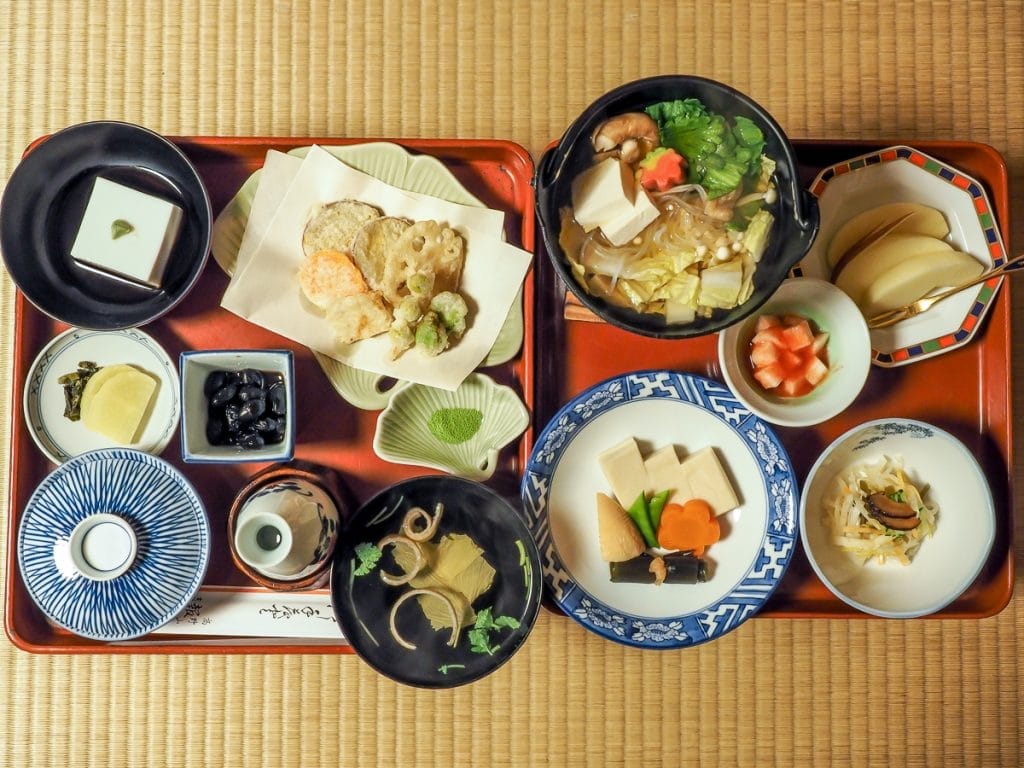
[228,463,345,590]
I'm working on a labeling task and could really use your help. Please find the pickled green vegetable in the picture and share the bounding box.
[57,361,101,421]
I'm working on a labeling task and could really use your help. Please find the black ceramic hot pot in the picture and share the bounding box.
[535,75,819,339]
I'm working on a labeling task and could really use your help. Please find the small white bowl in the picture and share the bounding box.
[718,277,871,427]
[180,349,295,463]
[799,418,995,618]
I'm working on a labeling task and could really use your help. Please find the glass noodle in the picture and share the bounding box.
[562,182,774,322]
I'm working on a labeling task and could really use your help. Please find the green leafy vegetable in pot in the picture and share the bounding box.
[645,98,766,200]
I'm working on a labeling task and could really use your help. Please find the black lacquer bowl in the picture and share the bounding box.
[0,121,212,329]
[535,75,819,339]
[331,476,543,688]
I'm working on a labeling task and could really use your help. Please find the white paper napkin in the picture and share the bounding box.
[221,145,532,390]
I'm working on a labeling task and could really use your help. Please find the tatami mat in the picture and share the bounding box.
[1,1,1023,766]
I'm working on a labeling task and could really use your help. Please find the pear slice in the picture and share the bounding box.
[860,250,985,316]
[826,202,950,270]
[81,365,157,444]
[834,233,954,306]
[78,364,123,422]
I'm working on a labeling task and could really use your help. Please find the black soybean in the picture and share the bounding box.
[268,381,287,415]
[238,369,264,387]
[203,370,227,397]
[252,416,276,433]
[237,384,264,402]
[239,398,265,422]
[223,403,242,433]
[206,417,226,445]
[210,383,238,407]
[238,431,265,450]
[203,368,287,450]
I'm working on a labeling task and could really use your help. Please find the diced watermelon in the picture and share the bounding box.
[749,312,831,397]
[780,349,802,370]
[780,376,805,397]
[753,363,784,390]
[755,314,782,332]
[752,326,787,348]
[781,320,814,350]
[805,355,829,385]
[749,342,778,367]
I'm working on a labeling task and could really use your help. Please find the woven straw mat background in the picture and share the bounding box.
[1,1,1023,767]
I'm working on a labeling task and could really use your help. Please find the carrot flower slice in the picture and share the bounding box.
[657,499,720,556]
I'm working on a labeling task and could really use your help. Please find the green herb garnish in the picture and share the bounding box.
[111,219,134,239]
[467,606,521,656]
[515,539,529,587]
[352,542,382,576]
[438,663,466,675]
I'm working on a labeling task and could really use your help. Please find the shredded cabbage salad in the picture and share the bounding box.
[822,456,938,566]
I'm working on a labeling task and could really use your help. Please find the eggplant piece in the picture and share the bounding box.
[609,553,708,584]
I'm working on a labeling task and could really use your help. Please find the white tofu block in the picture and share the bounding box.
[600,190,660,246]
[570,157,660,247]
[70,177,183,288]
[643,444,683,496]
[571,157,633,233]
[672,446,740,517]
[598,437,648,509]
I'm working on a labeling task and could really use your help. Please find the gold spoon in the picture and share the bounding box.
[866,251,1024,329]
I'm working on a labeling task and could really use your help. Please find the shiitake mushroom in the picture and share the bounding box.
[865,492,920,531]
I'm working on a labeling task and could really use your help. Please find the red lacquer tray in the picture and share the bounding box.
[533,139,1014,619]
[5,136,536,653]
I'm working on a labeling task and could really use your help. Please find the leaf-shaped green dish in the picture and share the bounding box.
[372,373,529,480]
[210,143,524,409]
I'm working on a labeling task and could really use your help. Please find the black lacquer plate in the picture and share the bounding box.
[331,476,543,688]
[0,121,212,329]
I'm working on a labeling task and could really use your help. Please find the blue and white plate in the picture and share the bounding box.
[521,370,799,649]
[17,448,210,641]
